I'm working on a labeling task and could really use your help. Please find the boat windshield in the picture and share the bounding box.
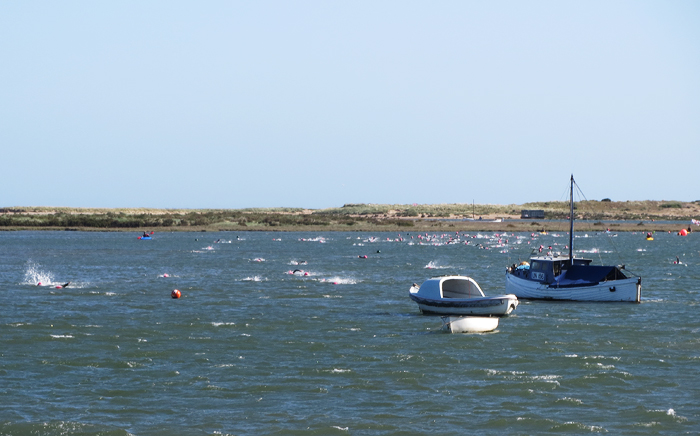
[442,278,484,298]
[553,261,563,277]
[531,261,545,270]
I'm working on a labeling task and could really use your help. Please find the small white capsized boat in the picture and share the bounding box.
[441,316,499,333]
[409,276,518,316]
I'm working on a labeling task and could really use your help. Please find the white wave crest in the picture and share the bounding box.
[425,261,449,269]
[321,277,357,285]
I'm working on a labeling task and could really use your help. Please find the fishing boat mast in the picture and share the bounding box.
[569,174,574,266]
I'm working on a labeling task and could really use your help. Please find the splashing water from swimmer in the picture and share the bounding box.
[24,260,57,286]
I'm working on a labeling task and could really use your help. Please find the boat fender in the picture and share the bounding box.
[609,286,616,292]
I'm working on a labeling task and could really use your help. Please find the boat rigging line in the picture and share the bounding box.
[571,177,628,269]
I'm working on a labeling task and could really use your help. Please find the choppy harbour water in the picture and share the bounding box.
[1,230,699,435]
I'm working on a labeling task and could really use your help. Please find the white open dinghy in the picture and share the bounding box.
[441,316,499,333]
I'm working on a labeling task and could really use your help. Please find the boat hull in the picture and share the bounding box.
[409,290,518,316]
[441,316,499,333]
[505,271,641,302]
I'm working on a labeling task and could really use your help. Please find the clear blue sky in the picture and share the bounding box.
[2,1,698,209]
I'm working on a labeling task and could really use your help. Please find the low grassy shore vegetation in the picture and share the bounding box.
[1,201,699,232]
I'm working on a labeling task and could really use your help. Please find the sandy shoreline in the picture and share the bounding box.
[0,220,695,234]
[1,202,698,233]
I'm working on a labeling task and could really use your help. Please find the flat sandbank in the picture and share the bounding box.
[1,201,698,233]
[0,220,695,234]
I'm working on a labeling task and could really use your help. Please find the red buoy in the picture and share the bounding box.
[171,289,181,299]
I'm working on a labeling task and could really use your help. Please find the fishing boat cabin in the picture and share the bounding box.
[508,254,632,288]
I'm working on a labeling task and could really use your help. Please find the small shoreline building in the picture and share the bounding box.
[520,210,545,219]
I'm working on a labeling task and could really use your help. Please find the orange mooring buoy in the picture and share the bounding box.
[171,289,181,299]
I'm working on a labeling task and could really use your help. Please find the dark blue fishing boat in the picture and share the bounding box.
[505,175,642,302]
